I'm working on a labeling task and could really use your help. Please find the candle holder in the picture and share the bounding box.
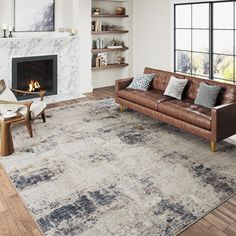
[3,29,7,38]
[71,28,75,36]
[9,31,13,38]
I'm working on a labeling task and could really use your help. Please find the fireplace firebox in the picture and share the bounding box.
[12,55,57,100]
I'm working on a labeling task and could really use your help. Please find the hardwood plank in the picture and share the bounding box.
[228,222,236,232]
[228,197,236,207]
[211,226,229,236]
[0,165,17,198]
[180,223,214,236]
[205,213,230,231]
[0,191,8,213]
[224,202,236,214]
[224,223,236,236]
[218,205,236,221]
[198,218,214,229]
[5,194,43,236]
[0,209,23,236]
[213,209,235,225]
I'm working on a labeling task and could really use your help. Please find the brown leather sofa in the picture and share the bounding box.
[115,67,236,152]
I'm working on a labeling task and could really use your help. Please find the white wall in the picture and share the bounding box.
[0,0,74,33]
[133,0,172,75]
[74,0,93,93]
[56,0,74,28]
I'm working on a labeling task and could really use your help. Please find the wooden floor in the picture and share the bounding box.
[179,194,236,236]
[0,86,235,236]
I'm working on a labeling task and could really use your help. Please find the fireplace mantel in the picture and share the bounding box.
[0,36,80,103]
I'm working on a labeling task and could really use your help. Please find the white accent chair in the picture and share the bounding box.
[0,80,47,137]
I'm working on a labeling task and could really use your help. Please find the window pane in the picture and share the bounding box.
[192,4,209,29]
[192,53,209,77]
[176,29,191,51]
[235,3,236,31]
[214,78,234,84]
[214,2,234,29]
[192,30,209,52]
[214,55,234,81]
[176,51,191,74]
[176,5,191,28]
[214,30,233,55]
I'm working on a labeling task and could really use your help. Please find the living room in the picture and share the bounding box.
[0,0,235,236]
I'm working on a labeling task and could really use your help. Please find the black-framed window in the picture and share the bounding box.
[174,0,236,84]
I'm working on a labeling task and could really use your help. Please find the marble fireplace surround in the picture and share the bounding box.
[0,36,81,103]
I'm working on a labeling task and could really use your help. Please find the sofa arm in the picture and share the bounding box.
[211,102,236,142]
[115,78,133,101]
[115,78,133,90]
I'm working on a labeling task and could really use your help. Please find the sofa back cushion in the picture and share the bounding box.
[184,75,236,105]
[144,67,185,92]
[144,67,236,105]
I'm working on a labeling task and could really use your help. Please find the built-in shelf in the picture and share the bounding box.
[92,63,129,70]
[91,14,129,18]
[92,30,129,35]
[91,47,129,53]
[91,0,130,87]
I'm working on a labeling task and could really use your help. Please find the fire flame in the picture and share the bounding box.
[28,80,40,92]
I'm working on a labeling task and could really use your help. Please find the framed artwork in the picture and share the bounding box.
[98,53,108,66]
[14,0,55,32]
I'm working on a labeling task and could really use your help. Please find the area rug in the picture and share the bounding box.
[1,99,236,236]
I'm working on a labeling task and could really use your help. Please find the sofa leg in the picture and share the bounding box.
[120,105,124,113]
[210,141,216,152]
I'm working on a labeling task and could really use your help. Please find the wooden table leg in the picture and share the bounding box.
[1,122,14,156]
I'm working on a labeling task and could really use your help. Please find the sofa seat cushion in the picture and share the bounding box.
[119,88,171,110]
[158,99,211,130]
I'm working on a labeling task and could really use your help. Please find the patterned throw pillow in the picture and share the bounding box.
[164,76,188,100]
[127,74,155,91]
[194,82,221,108]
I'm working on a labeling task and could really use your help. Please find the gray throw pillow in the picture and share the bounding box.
[127,74,155,91]
[164,76,188,100]
[194,82,221,108]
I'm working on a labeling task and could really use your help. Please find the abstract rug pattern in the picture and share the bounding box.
[1,99,236,236]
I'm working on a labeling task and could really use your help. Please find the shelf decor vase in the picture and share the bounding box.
[116,7,125,15]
